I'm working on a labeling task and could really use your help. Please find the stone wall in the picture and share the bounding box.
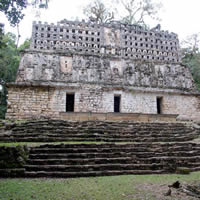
[16,53,196,92]
[6,86,59,120]
[31,20,180,63]
[163,95,200,121]
[59,112,178,122]
[6,84,200,121]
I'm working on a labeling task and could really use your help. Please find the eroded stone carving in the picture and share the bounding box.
[60,56,72,74]
[104,28,120,47]
[16,51,196,91]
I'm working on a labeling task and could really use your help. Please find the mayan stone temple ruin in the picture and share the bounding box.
[6,20,200,121]
[2,20,200,180]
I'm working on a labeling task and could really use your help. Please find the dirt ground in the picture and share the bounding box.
[130,181,200,200]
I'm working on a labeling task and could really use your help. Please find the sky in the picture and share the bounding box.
[1,0,200,45]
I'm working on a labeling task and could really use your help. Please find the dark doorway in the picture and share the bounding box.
[156,97,162,114]
[66,94,75,112]
[114,95,121,112]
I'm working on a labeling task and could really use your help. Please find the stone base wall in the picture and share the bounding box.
[59,112,178,122]
[6,86,59,120]
[6,84,200,121]
[162,94,200,121]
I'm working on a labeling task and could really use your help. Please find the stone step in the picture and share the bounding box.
[11,128,194,134]
[24,169,166,178]
[12,122,188,127]
[2,134,196,140]
[29,152,135,159]
[191,167,200,171]
[30,142,200,149]
[24,163,166,172]
[180,163,200,168]
[0,136,196,143]
[137,156,200,163]
[27,157,134,165]
[9,132,196,138]
[29,143,200,150]
[0,168,25,177]
[29,146,200,154]
[28,150,200,160]
[31,142,200,148]
[10,123,194,128]
[29,143,200,152]
[24,162,200,172]
[0,120,197,144]
[29,147,155,154]
[27,156,200,166]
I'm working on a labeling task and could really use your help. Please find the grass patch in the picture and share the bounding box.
[0,141,140,147]
[0,141,109,147]
[0,172,200,200]
[0,141,194,147]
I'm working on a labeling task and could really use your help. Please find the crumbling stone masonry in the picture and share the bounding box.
[6,20,200,121]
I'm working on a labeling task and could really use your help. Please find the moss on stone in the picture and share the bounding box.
[0,145,29,169]
[176,167,191,174]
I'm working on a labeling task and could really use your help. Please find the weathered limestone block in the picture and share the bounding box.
[15,52,197,92]
[6,86,60,120]
[104,27,120,46]
[6,82,200,121]
[30,20,180,63]
[60,56,72,74]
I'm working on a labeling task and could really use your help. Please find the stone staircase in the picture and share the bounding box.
[0,120,198,143]
[0,120,200,178]
[24,143,200,178]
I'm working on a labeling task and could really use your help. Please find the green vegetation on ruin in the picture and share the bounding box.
[1,140,197,147]
[0,141,109,147]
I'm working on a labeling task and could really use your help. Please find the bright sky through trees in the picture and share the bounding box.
[0,0,200,44]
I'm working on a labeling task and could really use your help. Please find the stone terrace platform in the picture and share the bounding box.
[0,120,200,178]
[60,112,178,122]
[0,120,197,143]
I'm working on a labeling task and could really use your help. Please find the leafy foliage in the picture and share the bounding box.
[0,33,18,118]
[0,33,30,119]
[0,0,48,49]
[0,0,27,26]
[18,38,30,51]
[0,0,49,26]
[181,34,200,90]
[182,53,200,90]
[0,23,5,48]
[0,33,19,82]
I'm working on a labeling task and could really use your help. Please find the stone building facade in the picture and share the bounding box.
[6,20,200,121]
